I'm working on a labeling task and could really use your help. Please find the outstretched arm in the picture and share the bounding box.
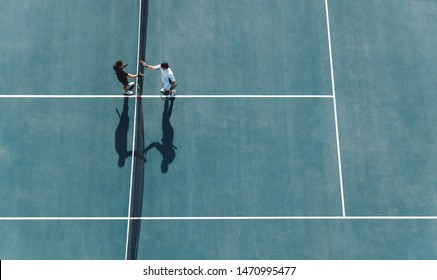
[127,72,144,78]
[140,60,157,70]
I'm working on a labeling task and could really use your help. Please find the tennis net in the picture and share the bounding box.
[125,0,149,260]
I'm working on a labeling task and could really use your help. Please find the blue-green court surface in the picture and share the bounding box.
[1,0,437,259]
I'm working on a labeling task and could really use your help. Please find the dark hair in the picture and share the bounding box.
[115,60,123,68]
[161,62,169,69]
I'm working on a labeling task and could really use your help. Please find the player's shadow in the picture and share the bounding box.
[144,97,177,173]
[115,97,132,167]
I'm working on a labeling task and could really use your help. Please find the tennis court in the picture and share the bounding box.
[1,0,437,259]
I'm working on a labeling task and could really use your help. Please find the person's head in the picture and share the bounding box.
[115,60,123,68]
[161,62,169,70]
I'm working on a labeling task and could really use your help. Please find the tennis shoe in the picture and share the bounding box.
[124,90,133,95]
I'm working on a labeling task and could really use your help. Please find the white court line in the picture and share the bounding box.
[0,95,131,98]
[138,216,437,220]
[0,217,127,221]
[155,95,334,98]
[2,216,437,221]
[325,0,346,217]
[0,94,333,98]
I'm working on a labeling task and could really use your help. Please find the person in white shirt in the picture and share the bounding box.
[140,60,176,97]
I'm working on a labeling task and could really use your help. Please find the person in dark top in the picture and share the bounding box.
[113,60,144,95]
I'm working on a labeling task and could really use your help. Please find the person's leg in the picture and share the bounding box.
[123,84,133,95]
[127,81,135,91]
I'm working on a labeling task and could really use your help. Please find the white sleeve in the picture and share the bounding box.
[168,71,176,82]
[152,65,161,70]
